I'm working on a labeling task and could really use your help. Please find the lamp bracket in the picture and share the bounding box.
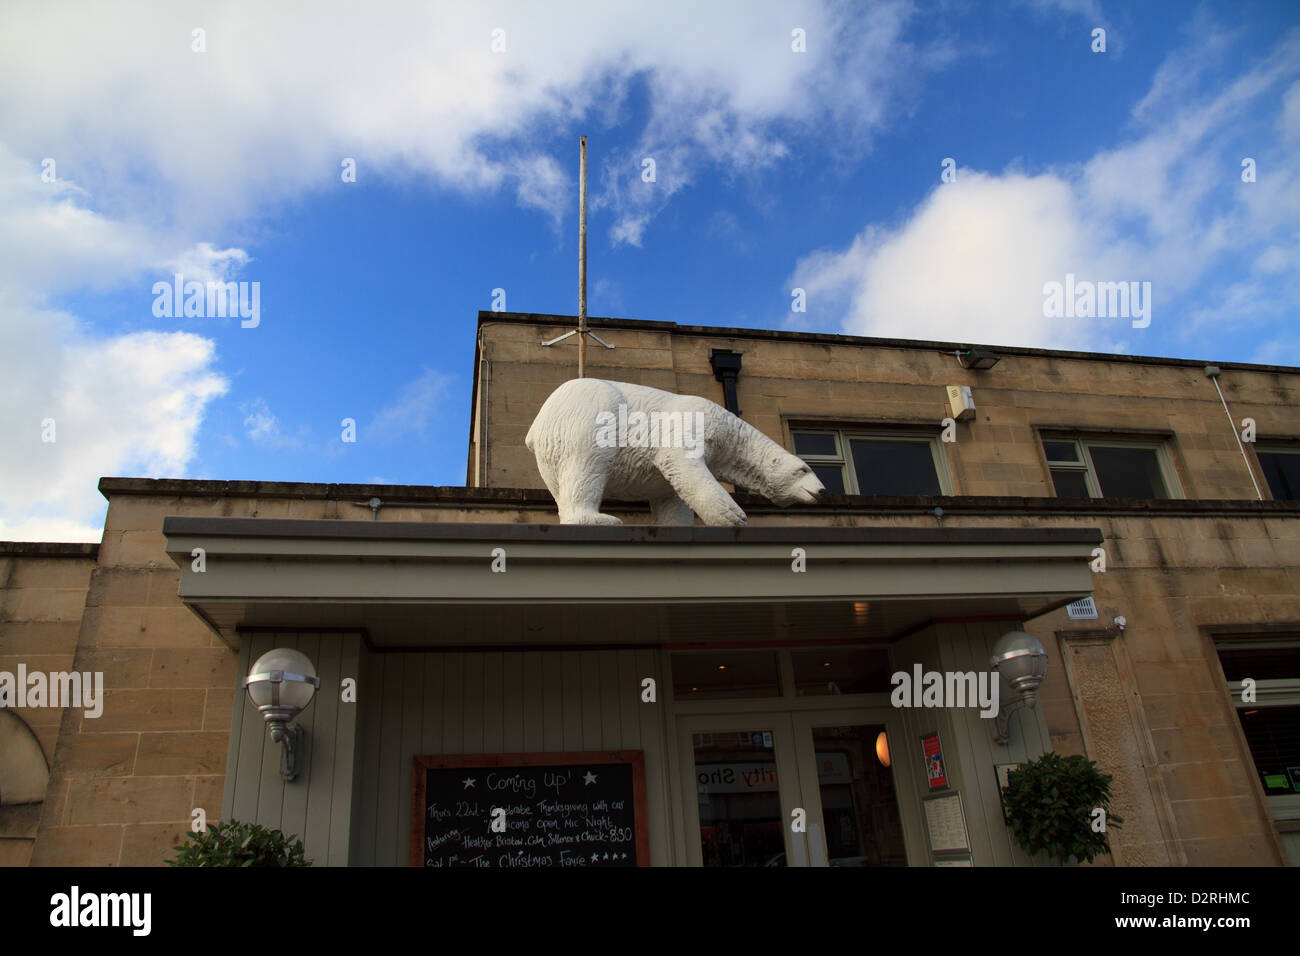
[277,722,305,781]
[993,694,1040,744]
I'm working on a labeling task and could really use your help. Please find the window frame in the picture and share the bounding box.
[1213,635,1300,824]
[1252,441,1300,501]
[790,427,953,496]
[1040,434,1183,500]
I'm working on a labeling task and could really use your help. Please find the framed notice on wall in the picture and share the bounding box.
[410,750,650,867]
[923,792,970,855]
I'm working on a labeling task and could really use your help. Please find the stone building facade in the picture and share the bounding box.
[2,311,1297,867]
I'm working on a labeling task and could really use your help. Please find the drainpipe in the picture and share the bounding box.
[709,349,743,417]
[709,349,745,494]
[475,326,492,487]
[1204,365,1264,500]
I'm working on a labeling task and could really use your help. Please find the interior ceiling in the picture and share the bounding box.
[195,593,1073,650]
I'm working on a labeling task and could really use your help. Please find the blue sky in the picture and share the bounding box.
[1,0,1297,539]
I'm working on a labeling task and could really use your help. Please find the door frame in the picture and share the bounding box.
[676,702,914,867]
[676,711,806,867]
[790,705,913,867]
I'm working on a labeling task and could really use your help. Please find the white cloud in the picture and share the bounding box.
[0,320,228,539]
[1019,0,1107,22]
[792,171,1105,350]
[593,1,920,245]
[367,368,456,442]
[1280,80,1300,143]
[239,397,305,449]
[0,143,232,541]
[1250,336,1300,367]
[0,1,931,243]
[790,28,1300,355]
[164,243,252,283]
[591,277,624,312]
[0,517,105,544]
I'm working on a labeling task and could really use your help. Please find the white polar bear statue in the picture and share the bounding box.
[525,378,824,526]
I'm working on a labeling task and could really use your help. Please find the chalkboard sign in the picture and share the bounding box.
[411,751,650,867]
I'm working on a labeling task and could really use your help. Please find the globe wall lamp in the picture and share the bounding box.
[990,631,1048,744]
[243,648,320,781]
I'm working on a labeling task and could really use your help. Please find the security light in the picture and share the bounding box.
[955,348,1001,370]
[243,648,320,781]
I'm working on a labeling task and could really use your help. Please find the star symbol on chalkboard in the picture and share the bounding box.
[591,852,600,863]
[583,771,598,785]
[461,777,477,789]
[603,852,610,861]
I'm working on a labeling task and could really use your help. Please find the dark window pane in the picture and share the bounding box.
[793,432,838,456]
[1089,446,1167,498]
[672,651,780,699]
[791,647,893,696]
[812,465,846,494]
[1217,644,1300,683]
[1051,469,1090,498]
[1259,451,1300,501]
[1235,705,1300,795]
[695,731,786,866]
[848,440,940,496]
[1043,441,1080,463]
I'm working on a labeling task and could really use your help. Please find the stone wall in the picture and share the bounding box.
[473,314,1296,501]
[0,543,96,866]
[26,495,240,866]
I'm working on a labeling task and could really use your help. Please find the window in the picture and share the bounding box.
[1256,445,1300,501]
[672,650,781,699]
[790,647,892,696]
[792,429,948,496]
[1214,635,1300,866]
[671,646,894,700]
[1214,637,1300,796]
[1042,437,1177,499]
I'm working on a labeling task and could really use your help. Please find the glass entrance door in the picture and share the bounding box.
[678,713,808,867]
[791,711,908,867]
[679,708,910,866]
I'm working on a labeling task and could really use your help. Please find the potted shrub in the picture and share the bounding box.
[1002,752,1123,864]
[169,820,311,867]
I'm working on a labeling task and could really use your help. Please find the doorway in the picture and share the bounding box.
[671,647,912,867]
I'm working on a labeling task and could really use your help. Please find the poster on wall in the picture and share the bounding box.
[921,732,948,790]
[410,750,650,867]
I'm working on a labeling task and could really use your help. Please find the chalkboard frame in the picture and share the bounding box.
[410,750,650,867]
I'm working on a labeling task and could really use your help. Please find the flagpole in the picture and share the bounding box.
[578,135,588,378]
[540,136,616,369]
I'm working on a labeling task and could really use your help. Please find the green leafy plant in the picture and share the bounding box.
[169,819,310,867]
[1002,752,1123,864]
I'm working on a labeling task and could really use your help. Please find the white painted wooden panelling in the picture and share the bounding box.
[348,646,672,866]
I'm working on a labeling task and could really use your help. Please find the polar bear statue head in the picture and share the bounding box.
[748,449,826,507]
